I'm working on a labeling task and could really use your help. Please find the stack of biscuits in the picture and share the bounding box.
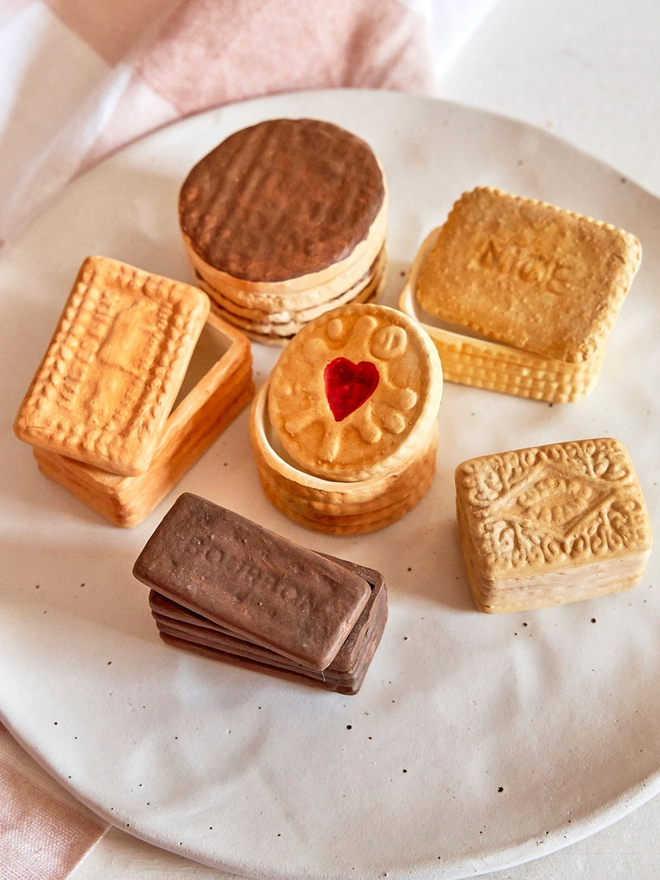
[250,301,443,534]
[455,438,653,613]
[133,494,388,694]
[13,255,254,527]
[178,118,388,344]
[399,186,642,402]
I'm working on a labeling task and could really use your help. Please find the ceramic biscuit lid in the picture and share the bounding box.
[416,187,641,364]
[14,255,210,476]
[267,303,442,481]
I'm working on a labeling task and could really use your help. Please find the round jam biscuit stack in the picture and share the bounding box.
[178,118,388,344]
[250,303,443,534]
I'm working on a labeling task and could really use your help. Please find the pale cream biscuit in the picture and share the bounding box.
[455,438,652,613]
[267,303,442,482]
[196,246,387,326]
[14,256,210,476]
[416,187,641,364]
[201,250,386,346]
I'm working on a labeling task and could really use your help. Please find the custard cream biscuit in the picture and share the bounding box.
[455,438,652,613]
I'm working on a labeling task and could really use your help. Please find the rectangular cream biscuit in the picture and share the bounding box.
[455,438,652,613]
[32,312,253,527]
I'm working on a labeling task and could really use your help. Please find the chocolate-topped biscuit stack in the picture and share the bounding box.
[178,118,388,344]
[133,494,388,694]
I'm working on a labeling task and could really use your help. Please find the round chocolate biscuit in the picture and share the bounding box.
[179,118,386,283]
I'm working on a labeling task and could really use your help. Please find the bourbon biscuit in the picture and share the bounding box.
[14,256,209,476]
[148,556,387,692]
[416,187,641,364]
[133,494,371,670]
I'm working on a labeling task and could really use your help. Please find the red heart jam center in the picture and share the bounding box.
[324,357,379,422]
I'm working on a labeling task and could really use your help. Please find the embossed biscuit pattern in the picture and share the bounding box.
[400,229,606,402]
[415,188,641,364]
[455,438,652,612]
[251,378,438,534]
[33,311,254,527]
[267,303,442,481]
[15,256,210,476]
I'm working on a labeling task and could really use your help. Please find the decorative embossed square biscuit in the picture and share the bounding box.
[14,256,210,476]
[416,188,641,364]
[133,494,372,671]
[455,438,652,613]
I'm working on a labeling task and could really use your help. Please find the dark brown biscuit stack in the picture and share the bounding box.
[178,118,388,344]
[133,493,388,693]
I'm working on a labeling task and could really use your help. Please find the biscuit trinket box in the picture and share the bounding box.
[400,187,642,402]
[250,302,443,534]
[179,118,388,344]
[133,494,388,694]
[455,438,652,613]
[14,256,254,527]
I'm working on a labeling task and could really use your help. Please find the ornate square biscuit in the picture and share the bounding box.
[416,187,641,364]
[455,438,652,613]
[14,256,210,476]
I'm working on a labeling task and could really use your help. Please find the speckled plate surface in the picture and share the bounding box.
[1,90,659,880]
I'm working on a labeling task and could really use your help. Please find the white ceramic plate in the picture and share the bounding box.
[1,90,659,880]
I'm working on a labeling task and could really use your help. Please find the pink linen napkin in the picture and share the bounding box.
[0,0,435,250]
[0,722,107,879]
